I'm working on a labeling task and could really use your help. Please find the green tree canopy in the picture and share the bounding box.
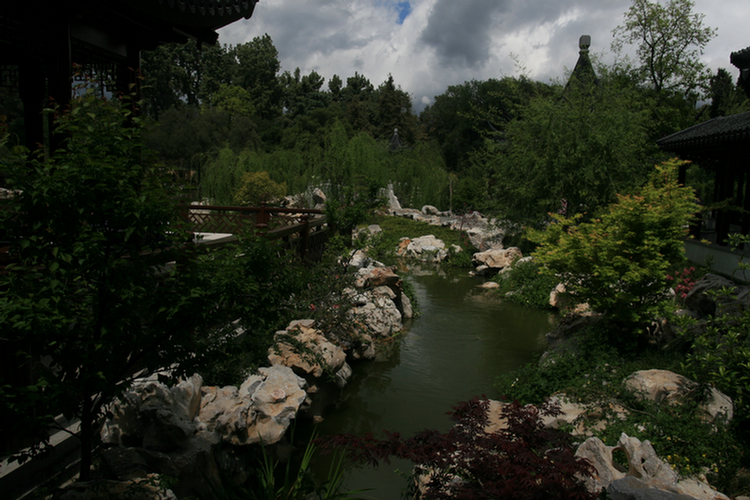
[532,159,698,328]
[611,0,716,101]
[483,69,653,222]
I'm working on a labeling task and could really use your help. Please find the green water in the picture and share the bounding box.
[314,267,556,499]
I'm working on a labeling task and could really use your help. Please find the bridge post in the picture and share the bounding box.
[257,202,269,229]
[300,215,310,260]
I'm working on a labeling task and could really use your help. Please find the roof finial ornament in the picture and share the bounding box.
[579,35,591,53]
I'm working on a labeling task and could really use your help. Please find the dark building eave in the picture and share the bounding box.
[656,111,750,153]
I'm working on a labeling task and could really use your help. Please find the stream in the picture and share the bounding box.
[313,265,557,499]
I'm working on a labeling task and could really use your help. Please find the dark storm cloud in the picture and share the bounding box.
[419,0,511,69]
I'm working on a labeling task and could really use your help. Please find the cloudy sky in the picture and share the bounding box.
[218,0,750,112]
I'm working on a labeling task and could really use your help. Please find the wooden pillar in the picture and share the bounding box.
[300,215,310,260]
[716,163,733,246]
[46,19,72,152]
[18,65,46,152]
[743,155,750,235]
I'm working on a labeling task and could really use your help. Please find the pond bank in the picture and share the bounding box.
[311,265,555,498]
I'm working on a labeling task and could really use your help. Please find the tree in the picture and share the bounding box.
[531,159,698,328]
[484,70,653,222]
[0,90,208,479]
[323,398,596,500]
[141,40,234,119]
[376,74,417,143]
[232,34,283,121]
[708,68,750,118]
[611,0,716,100]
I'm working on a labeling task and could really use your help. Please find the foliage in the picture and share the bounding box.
[365,214,477,268]
[495,321,627,405]
[677,235,750,429]
[484,69,653,222]
[611,0,716,100]
[593,391,742,492]
[492,259,559,310]
[216,428,367,500]
[175,235,302,387]
[708,69,750,118]
[234,170,287,205]
[0,89,203,478]
[531,159,698,328]
[495,313,747,494]
[231,34,283,121]
[321,398,596,500]
[200,146,248,204]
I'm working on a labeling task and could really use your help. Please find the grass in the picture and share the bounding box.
[361,213,477,267]
[495,318,747,496]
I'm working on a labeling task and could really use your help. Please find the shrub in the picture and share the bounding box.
[234,170,287,205]
[322,398,596,500]
[493,259,559,309]
[531,159,698,329]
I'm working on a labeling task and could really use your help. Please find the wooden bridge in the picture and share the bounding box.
[184,203,332,261]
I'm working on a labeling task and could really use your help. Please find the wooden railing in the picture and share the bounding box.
[184,203,331,261]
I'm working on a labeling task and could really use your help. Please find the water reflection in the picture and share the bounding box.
[313,267,556,499]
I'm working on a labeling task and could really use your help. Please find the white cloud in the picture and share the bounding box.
[218,0,750,112]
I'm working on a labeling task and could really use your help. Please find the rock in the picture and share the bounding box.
[397,235,449,263]
[465,225,504,251]
[549,282,570,309]
[400,293,414,320]
[347,249,373,270]
[542,312,602,361]
[472,247,522,273]
[196,366,307,447]
[102,374,203,451]
[576,437,626,492]
[349,286,403,337]
[607,476,696,500]
[477,281,500,289]
[684,273,750,318]
[355,265,400,291]
[311,188,326,207]
[334,363,353,388]
[57,474,177,500]
[385,183,401,211]
[624,369,733,424]
[421,205,440,215]
[576,434,729,500]
[268,323,347,379]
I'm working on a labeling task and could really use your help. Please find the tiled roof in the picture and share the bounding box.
[656,111,750,152]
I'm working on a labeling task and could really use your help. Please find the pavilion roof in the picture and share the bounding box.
[656,111,750,153]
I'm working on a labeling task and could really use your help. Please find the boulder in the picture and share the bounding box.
[311,187,326,207]
[355,265,401,291]
[421,205,440,215]
[465,225,504,252]
[624,369,733,424]
[684,273,750,317]
[385,183,401,211]
[268,323,348,381]
[349,286,403,337]
[101,374,203,451]
[198,365,307,446]
[472,247,522,273]
[397,235,449,263]
[576,434,730,500]
[607,477,696,500]
[57,475,177,500]
[477,281,500,289]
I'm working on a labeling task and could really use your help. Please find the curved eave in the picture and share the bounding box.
[657,111,750,153]
[129,0,258,31]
